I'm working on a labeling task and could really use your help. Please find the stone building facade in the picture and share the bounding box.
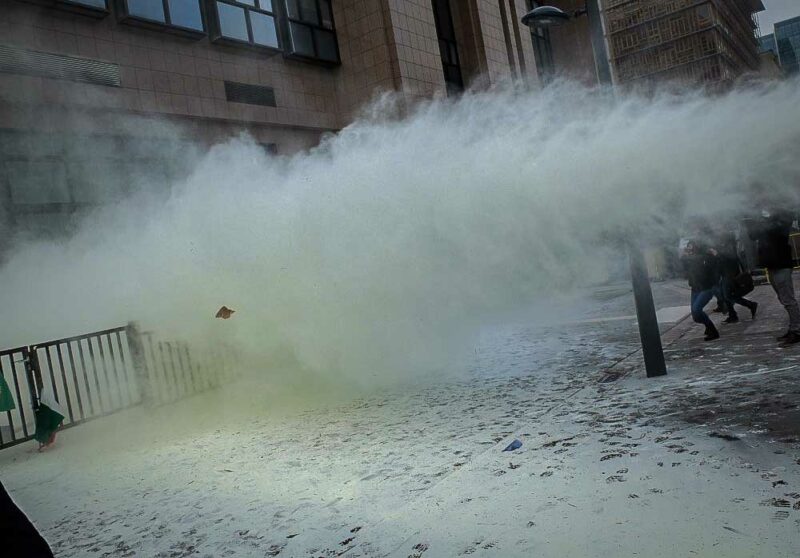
[0,0,540,240]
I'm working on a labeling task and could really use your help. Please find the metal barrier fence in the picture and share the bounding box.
[139,331,236,406]
[0,323,236,450]
[0,346,36,449]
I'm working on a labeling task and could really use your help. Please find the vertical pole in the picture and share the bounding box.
[126,322,152,407]
[65,342,85,421]
[26,347,44,400]
[629,243,667,378]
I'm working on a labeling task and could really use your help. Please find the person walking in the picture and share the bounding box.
[683,240,721,341]
[747,209,799,345]
[717,232,758,324]
[683,218,727,315]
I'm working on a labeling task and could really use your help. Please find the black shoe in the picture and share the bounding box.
[704,329,720,341]
[749,302,758,320]
[723,315,739,324]
[780,332,800,346]
[711,306,725,314]
[777,331,792,341]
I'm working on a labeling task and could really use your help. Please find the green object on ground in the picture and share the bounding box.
[34,387,64,444]
[0,374,15,412]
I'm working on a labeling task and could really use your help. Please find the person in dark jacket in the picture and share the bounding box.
[747,209,799,345]
[717,232,758,324]
[683,240,721,341]
[1,481,54,557]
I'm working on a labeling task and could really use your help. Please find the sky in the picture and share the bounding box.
[758,0,800,36]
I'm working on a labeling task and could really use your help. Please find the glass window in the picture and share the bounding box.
[126,0,166,22]
[251,11,279,48]
[282,0,339,62]
[167,0,204,31]
[432,0,462,94]
[433,0,456,41]
[286,0,301,19]
[217,2,249,41]
[63,0,108,8]
[314,28,337,61]
[319,0,333,28]
[299,0,318,23]
[290,22,315,56]
[122,0,205,32]
[213,0,280,48]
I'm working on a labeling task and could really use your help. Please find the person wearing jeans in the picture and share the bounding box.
[691,288,718,339]
[748,209,799,345]
[683,241,721,341]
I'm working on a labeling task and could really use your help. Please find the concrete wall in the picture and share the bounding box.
[333,0,400,123]
[384,0,447,103]
[0,0,341,153]
[449,0,539,90]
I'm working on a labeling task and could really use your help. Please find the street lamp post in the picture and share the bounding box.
[521,4,667,379]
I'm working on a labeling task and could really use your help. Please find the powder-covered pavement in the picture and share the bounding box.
[2,280,799,557]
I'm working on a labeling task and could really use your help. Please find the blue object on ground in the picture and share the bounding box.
[503,439,522,452]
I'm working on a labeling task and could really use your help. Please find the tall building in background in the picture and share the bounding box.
[0,0,539,242]
[774,15,800,75]
[603,0,765,88]
[757,33,783,78]
[528,0,765,88]
[759,33,778,56]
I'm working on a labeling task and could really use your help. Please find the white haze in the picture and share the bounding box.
[1,82,799,390]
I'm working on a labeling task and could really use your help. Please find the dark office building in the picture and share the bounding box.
[775,15,800,75]
[759,33,777,55]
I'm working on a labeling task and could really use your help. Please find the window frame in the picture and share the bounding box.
[55,0,110,18]
[116,0,207,38]
[281,0,340,65]
[208,0,282,52]
[432,0,463,95]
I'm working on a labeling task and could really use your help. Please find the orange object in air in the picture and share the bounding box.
[216,306,235,319]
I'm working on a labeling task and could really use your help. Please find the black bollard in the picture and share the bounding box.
[629,243,668,378]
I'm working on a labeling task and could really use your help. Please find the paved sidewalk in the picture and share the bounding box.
[635,281,800,441]
[377,281,800,557]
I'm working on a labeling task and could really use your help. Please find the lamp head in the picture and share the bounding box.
[521,6,572,28]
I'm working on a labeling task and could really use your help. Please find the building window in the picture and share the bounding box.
[281,0,339,63]
[432,0,463,94]
[527,1,554,84]
[60,0,109,10]
[210,0,280,49]
[118,0,205,34]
